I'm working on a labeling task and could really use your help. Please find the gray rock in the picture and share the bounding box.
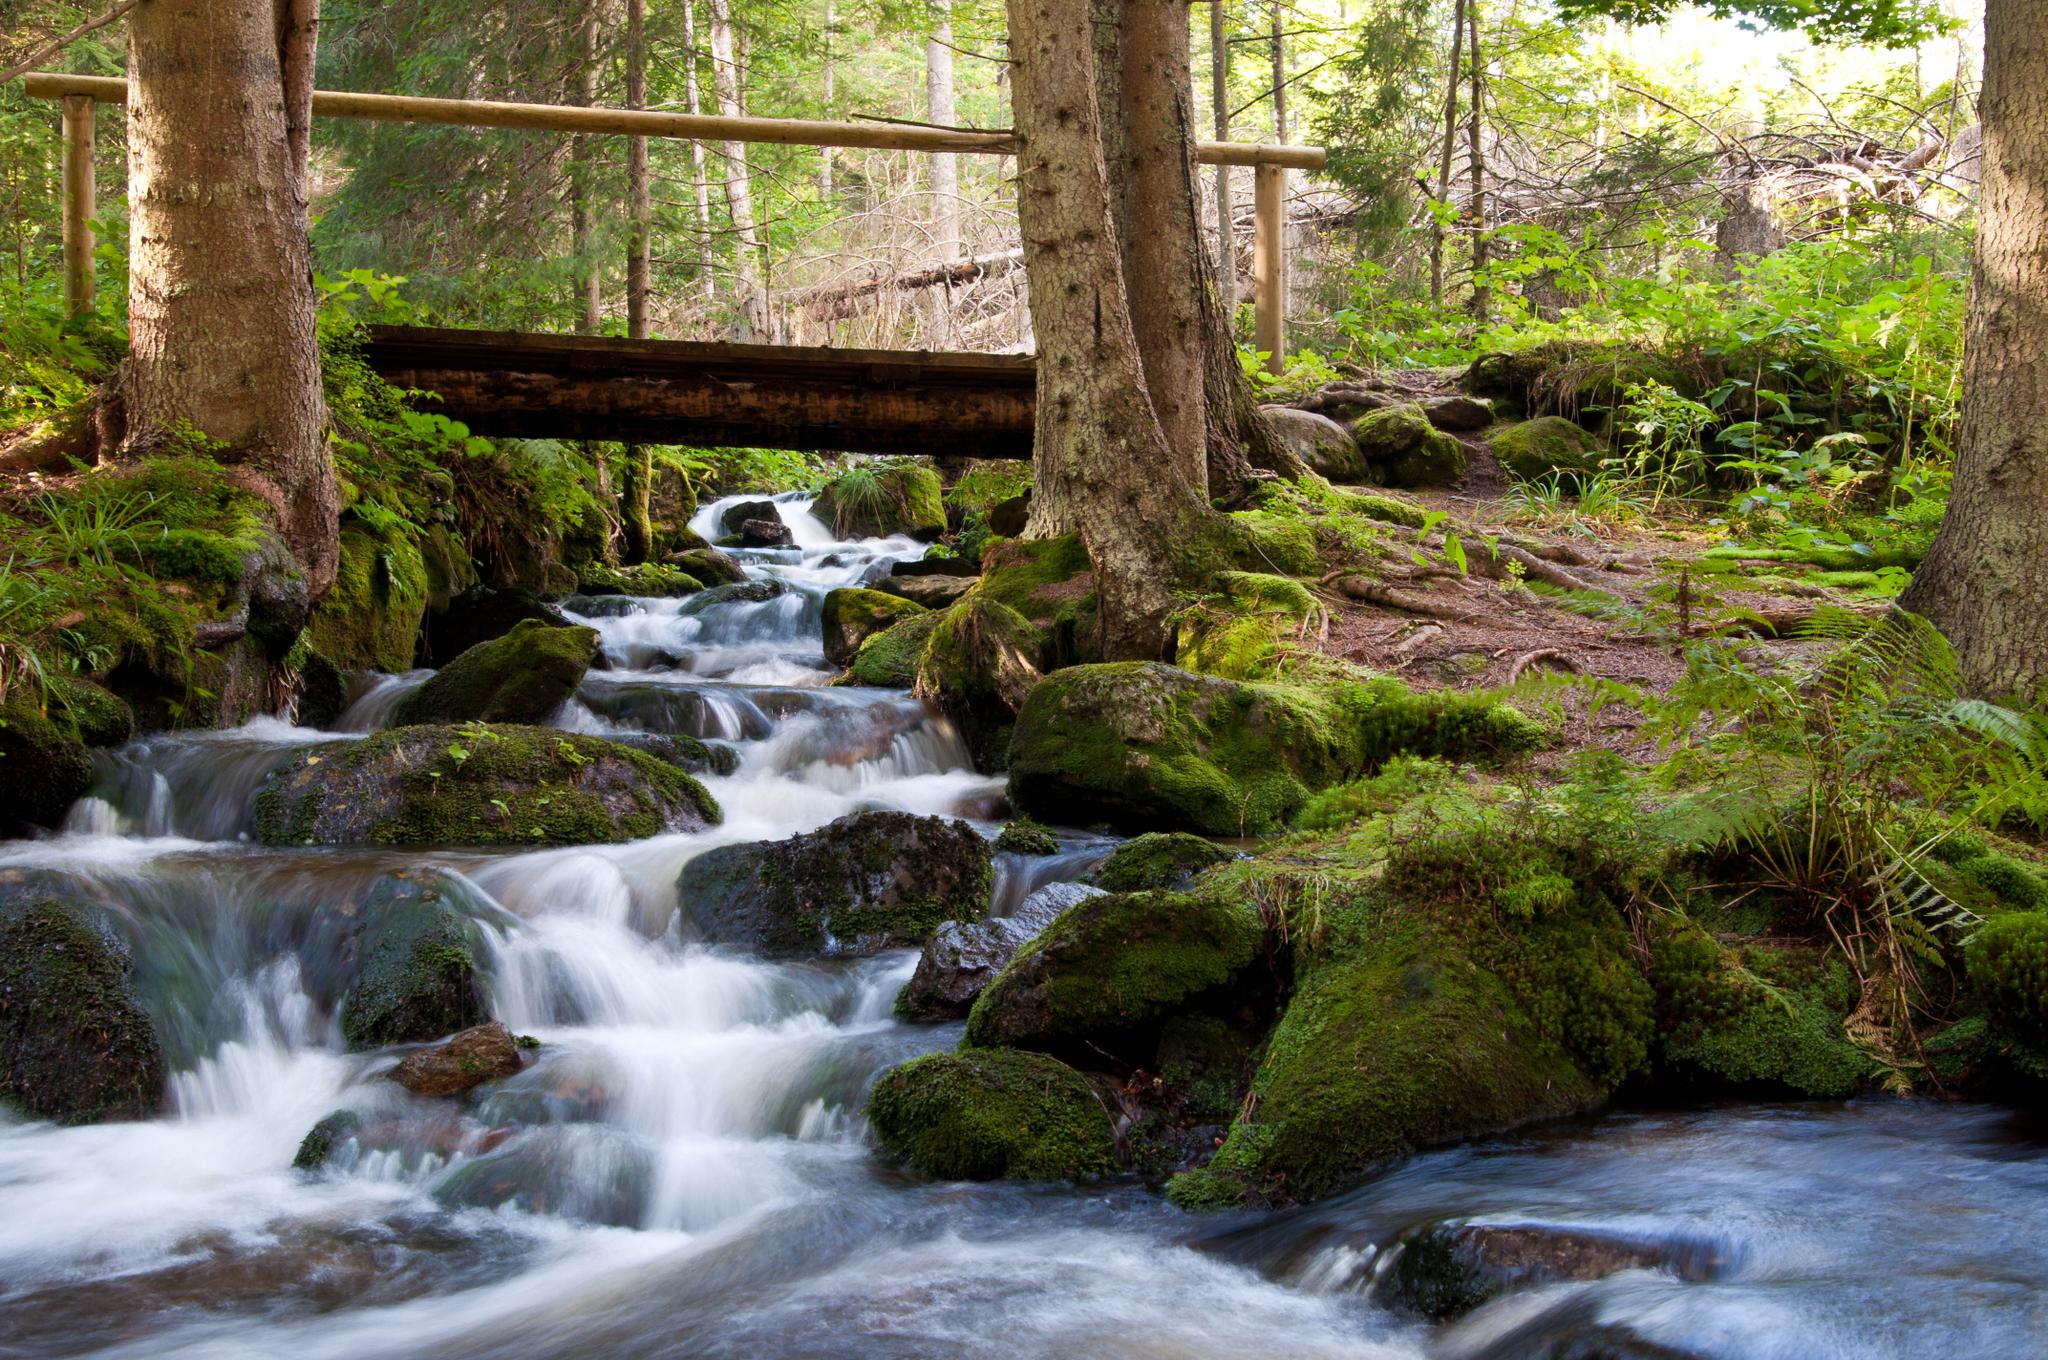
[875,573,976,608]
[740,518,794,548]
[718,499,782,536]
[1421,394,1495,432]
[900,882,1105,1019]
[1260,406,1365,481]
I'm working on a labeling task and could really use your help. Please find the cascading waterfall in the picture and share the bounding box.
[2,494,2045,1360]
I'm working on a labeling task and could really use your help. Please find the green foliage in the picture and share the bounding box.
[1968,914,2048,1048]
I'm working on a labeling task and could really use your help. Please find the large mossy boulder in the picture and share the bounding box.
[578,563,703,598]
[1492,416,1602,483]
[665,547,747,587]
[256,724,720,847]
[1647,925,1868,1098]
[914,592,1044,770]
[310,521,431,672]
[0,897,165,1123]
[965,888,1267,1058]
[1353,403,1466,488]
[1006,663,1543,836]
[975,536,1097,668]
[395,619,599,727]
[822,588,928,668]
[847,611,946,688]
[339,870,494,1050]
[0,695,97,832]
[676,810,992,956]
[813,464,947,541]
[866,1047,1116,1182]
[420,587,572,668]
[1090,833,1237,893]
[1261,406,1365,482]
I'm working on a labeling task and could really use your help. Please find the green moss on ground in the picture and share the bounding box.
[1969,912,2048,1047]
[394,619,599,726]
[1648,924,1869,1097]
[1175,572,1323,681]
[866,1048,1116,1182]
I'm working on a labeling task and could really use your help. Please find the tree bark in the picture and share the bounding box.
[1466,0,1489,318]
[821,0,835,201]
[1009,0,1211,658]
[123,0,337,597]
[1899,0,2048,696]
[681,0,716,299]
[622,0,655,564]
[571,0,603,334]
[1209,0,1235,318]
[1430,0,1467,307]
[927,0,961,260]
[708,0,769,338]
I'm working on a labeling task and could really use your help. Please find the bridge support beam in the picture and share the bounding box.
[1254,162,1285,376]
[61,93,94,318]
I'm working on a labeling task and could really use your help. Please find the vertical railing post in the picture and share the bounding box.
[1253,159,1284,375]
[61,93,96,318]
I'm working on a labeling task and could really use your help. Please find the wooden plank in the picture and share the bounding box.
[21,73,1326,169]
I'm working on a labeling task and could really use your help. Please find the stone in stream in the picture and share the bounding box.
[846,611,946,688]
[664,546,748,586]
[739,517,795,548]
[0,896,166,1124]
[577,563,704,597]
[338,870,496,1050]
[717,498,783,536]
[420,588,575,669]
[677,810,993,956]
[256,725,720,848]
[1259,406,1365,482]
[820,587,928,668]
[1088,832,1238,893]
[292,1110,364,1171]
[900,882,1105,1020]
[689,578,788,608]
[395,618,599,726]
[0,692,97,833]
[389,1021,528,1097]
[865,1047,1116,1182]
[1377,1219,1728,1322]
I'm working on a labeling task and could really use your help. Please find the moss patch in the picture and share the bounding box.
[1492,417,1601,482]
[0,694,96,830]
[848,610,946,688]
[866,1048,1115,1182]
[311,521,431,672]
[814,464,947,540]
[822,588,928,669]
[579,563,704,598]
[1091,833,1237,893]
[0,898,165,1123]
[394,619,598,726]
[1648,924,1868,1097]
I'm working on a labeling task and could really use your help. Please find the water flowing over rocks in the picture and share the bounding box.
[339,870,498,1049]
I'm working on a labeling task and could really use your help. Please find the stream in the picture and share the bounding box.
[1,494,2044,1359]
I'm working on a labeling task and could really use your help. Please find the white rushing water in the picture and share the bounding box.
[2,494,2045,1359]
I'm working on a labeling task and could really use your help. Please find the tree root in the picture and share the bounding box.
[1333,575,1489,622]
[1508,647,1577,682]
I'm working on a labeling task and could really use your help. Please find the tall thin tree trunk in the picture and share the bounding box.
[1466,0,1489,319]
[124,0,337,597]
[1210,0,1235,319]
[708,0,767,338]
[571,0,602,334]
[1010,0,1210,659]
[682,0,715,300]
[1900,0,2048,694]
[621,0,655,564]
[1430,0,1467,308]
[928,0,961,261]
[821,0,835,202]
[1269,0,1286,144]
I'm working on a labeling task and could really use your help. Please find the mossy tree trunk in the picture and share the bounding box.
[1900,0,2048,696]
[620,0,656,565]
[121,0,339,598]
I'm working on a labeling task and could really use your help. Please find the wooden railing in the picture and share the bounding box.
[24,71,1326,371]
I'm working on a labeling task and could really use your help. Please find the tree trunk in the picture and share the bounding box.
[708,0,768,339]
[571,0,602,334]
[1430,0,1467,307]
[1009,0,1211,659]
[1209,0,1235,318]
[821,0,835,202]
[682,0,716,300]
[123,0,337,597]
[927,0,961,261]
[1269,0,1286,144]
[1899,0,2048,696]
[1466,0,1489,319]
[622,0,655,564]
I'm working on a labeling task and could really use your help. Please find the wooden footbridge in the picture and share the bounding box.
[26,73,1323,457]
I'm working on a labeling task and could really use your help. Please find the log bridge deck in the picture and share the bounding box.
[362,325,1038,456]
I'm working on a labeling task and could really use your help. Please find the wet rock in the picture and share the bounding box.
[1492,416,1602,482]
[607,731,741,777]
[821,588,928,668]
[339,871,495,1050]
[1260,406,1365,482]
[1380,1220,1725,1322]
[433,1124,655,1228]
[44,674,134,749]
[292,1110,364,1170]
[1090,832,1237,893]
[257,725,721,848]
[965,887,1265,1059]
[390,1021,526,1097]
[813,464,947,540]
[665,546,747,586]
[0,897,165,1123]
[689,578,788,608]
[420,587,574,668]
[1421,394,1494,432]
[0,695,96,832]
[847,611,945,688]
[578,563,704,597]
[900,884,1103,1020]
[892,554,982,579]
[993,819,1060,856]
[718,498,782,536]
[294,651,348,730]
[395,619,599,726]
[677,810,992,956]
[988,493,1031,538]
[1353,402,1466,488]
[875,573,976,609]
[739,517,795,548]
[914,593,1044,770]
[866,1047,1116,1182]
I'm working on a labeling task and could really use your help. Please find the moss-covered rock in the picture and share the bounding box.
[339,870,495,1050]
[578,563,703,598]
[866,1047,1116,1182]
[1007,663,1544,836]
[993,819,1060,855]
[292,1109,364,1171]
[665,546,747,587]
[847,610,946,688]
[0,695,96,831]
[420,587,573,668]
[813,464,948,540]
[1174,572,1323,681]
[1353,403,1467,488]
[1091,832,1237,893]
[976,535,1098,668]
[915,592,1043,770]
[310,521,431,672]
[822,588,928,668]
[394,619,599,726]
[256,724,719,847]
[677,810,992,956]
[1492,416,1602,482]
[1261,407,1366,482]
[1648,925,1869,1098]
[44,675,134,748]
[964,888,1266,1057]
[0,897,165,1123]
